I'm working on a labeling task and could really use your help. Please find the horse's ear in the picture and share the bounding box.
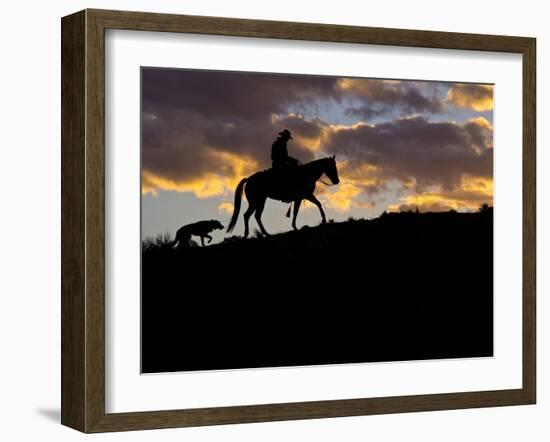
[332,154,335,160]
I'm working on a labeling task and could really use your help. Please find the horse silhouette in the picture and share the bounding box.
[227,156,340,237]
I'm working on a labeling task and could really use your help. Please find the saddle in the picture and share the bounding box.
[266,164,302,202]
[269,163,300,180]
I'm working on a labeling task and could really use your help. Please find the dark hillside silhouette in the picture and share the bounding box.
[142,209,493,373]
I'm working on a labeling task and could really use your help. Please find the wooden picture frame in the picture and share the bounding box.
[61,8,536,433]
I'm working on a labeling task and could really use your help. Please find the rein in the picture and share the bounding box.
[303,158,336,187]
[318,177,335,186]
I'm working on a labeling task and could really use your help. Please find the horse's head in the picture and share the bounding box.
[323,155,340,185]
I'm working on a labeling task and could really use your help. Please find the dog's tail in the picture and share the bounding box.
[227,177,248,233]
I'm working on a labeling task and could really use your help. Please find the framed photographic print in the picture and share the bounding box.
[61,9,536,433]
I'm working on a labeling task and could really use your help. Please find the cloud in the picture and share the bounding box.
[312,160,382,213]
[321,183,362,211]
[142,150,258,197]
[446,84,493,111]
[318,116,493,212]
[323,116,493,192]
[388,176,493,212]
[142,68,339,121]
[464,117,493,153]
[217,202,234,215]
[141,69,341,196]
[141,69,493,214]
[338,79,442,118]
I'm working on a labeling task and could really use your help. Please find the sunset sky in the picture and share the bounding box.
[141,68,493,242]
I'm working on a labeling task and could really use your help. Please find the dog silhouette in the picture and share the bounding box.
[171,220,224,248]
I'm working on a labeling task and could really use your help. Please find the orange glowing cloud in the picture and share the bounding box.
[467,116,493,130]
[321,183,362,212]
[218,202,234,215]
[336,78,402,95]
[317,160,379,212]
[142,150,258,197]
[388,176,493,213]
[446,84,494,111]
[141,171,228,197]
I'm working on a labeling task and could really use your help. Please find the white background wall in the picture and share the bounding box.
[0,0,546,440]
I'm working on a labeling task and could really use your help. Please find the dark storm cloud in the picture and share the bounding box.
[142,68,339,120]
[464,117,493,150]
[339,79,442,119]
[324,116,493,191]
[345,105,387,119]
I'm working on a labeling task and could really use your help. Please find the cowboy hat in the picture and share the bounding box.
[278,129,293,139]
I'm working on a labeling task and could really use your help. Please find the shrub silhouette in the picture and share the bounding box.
[142,232,198,252]
[142,232,174,252]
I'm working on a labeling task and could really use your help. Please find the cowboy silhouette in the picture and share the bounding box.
[271,129,299,171]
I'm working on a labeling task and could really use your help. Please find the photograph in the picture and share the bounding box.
[140,67,495,374]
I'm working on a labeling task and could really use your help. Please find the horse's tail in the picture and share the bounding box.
[226,177,248,233]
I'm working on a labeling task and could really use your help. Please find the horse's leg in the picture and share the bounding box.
[199,235,205,247]
[243,204,254,238]
[254,198,270,236]
[305,194,327,224]
[292,199,302,231]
